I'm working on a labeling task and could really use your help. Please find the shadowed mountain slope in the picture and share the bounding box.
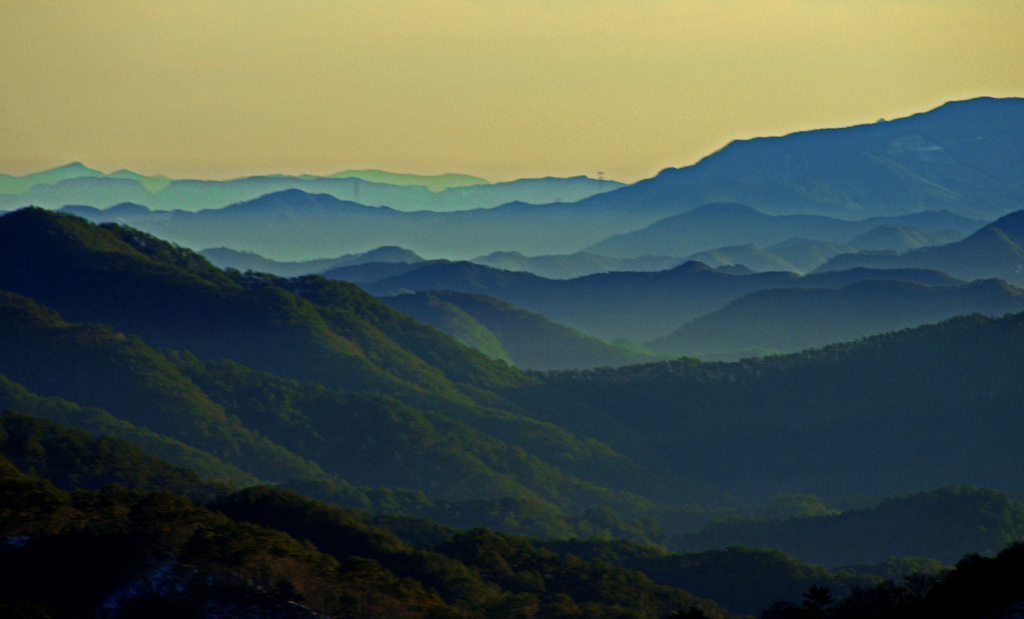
[587,202,983,259]
[0,207,701,512]
[648,278,1024,358]
[519,310,1024,501]
[470,251,685,279]
[384,290,655,370]
[364,258,965,342]
[200,245,424,277]
[571,96,1024,221]
[814,209,1024,285]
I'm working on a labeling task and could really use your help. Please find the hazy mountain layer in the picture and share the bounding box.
[587,202,983,259]
[363,259,964,342]
[677,224,963,275]
[470,251,686,279]
[384,290,656,370]
[814,209,1024,286]
[200,245,424,277]
[1,163,622,212]
[5,208,1024,601]
[648,278,1024,358]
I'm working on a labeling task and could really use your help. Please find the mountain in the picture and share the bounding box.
[814,209,1024,286]
[647,278,1024,358]
[681,244,800,273]
[0,290,326,483]
[523,310,1024,501]
[8,408,1011,619]
[384,290,656,370]
[676,224,963,275]
[50,190,660,260]
[569,96,1024,221]
[200,245,424,277]
[846,223,963,252]
[363,259,965,342]
[6,206,1024,613]
[363,260,801,341]
[8,97,1019,262]
[1,165,623,212]
[765,238,852,273]
[320,259,436,283]
[0,207,703,514]
[325,168,489,190]
[586,202,984,259]
[0,411,230,501]
[0,162,109,193]
[470,251,685,279]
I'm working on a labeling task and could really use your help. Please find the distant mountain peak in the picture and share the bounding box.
[670,260,716,274]
[688,202,762,217]
[52,162,96,173]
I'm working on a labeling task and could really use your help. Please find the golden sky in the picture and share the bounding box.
[2,0,1022,183]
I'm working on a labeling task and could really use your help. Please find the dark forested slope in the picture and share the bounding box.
[519,311,1024,501]
[0,207,699,514]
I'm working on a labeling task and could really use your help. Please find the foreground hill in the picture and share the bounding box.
[648,278,1024,358]
[0,441,727,619]
[12,412,1024,619]
[679,485,1024,567]
[0,208,695,514]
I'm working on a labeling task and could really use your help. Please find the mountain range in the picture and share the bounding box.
[200,245,425,278]
[5,205,1024,615]
[361,259,968,342]
[813,209,1024,286]
[6,206,1024,506]
[570,96,1024,221]
[586,202,981,259]
[383,290,657,370]
[679,224,965,274]
[648,277,1024,358]
[0,163,622,212]
[3,97,1019,265]
[5,97,1024,619]
[0,207,694,514]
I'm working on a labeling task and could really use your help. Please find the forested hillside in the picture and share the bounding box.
[517,311,1024,500]
[0,208,705,527]
[4,207,1024,618]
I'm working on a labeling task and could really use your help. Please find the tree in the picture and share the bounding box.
[801,584,834,617]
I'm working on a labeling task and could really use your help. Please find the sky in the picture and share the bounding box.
[2,0,1023,184]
